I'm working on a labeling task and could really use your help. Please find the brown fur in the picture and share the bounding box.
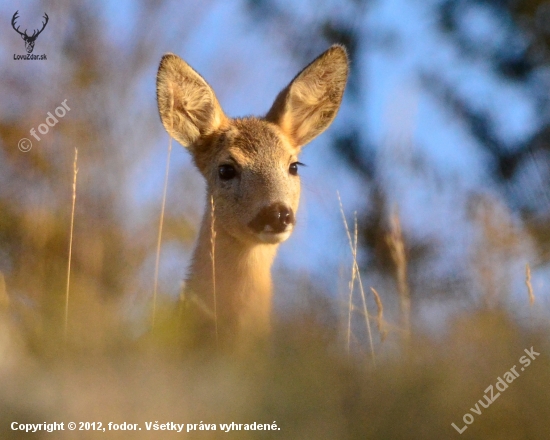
[156,45,349,345]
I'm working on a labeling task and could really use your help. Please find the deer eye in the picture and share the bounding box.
[218,164,237,180]
[289,162,304,176]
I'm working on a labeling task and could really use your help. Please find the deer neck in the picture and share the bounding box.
[185,207,279,337]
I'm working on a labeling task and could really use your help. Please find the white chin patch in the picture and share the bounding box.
[258,229,292,244]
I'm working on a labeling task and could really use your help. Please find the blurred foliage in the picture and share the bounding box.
[0,1,195,311]
[437,0,550,262]
[1,292,549,439]
[246,0,550,278]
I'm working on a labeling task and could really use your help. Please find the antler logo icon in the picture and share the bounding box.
[11,10,48,54]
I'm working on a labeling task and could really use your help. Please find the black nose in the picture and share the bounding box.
[248,203,295,234]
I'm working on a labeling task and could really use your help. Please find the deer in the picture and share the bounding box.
[11,11,49,54]
[156,45,348,346]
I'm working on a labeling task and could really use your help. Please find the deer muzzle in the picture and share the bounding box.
[248,203,295,243]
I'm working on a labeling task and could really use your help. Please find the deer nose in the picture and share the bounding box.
[249,203,295,234]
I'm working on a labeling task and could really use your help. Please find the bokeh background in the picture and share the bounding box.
[1,0,550,438]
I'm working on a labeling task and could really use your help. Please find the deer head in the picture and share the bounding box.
[12,11,49,54]
[156,46,349,246]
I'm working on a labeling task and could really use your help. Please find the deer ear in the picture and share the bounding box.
[266,45,348,148]
[156,54,227,147]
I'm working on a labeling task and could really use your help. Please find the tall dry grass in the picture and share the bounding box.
[338,192,375,362]
[151,105,174,330]
[64,148,78,339]
[210,195,219,347]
